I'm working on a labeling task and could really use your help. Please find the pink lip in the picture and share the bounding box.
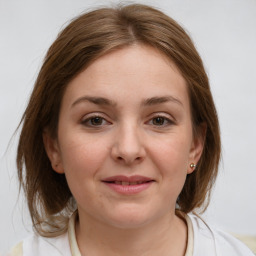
[102,175,154,183]
[102,175,155,195]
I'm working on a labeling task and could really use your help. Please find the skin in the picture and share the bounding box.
[44,44,204,256]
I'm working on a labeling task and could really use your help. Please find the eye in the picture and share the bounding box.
[81,115,110,127]
[152,117,166,126]
[148,115,174,127]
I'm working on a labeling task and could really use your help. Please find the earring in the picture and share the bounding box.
[53,163,59,169]
[190,163,196,169]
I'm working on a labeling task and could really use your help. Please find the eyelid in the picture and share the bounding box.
[148,112,175,121]
[81,112,106,120]
[81,112,112,127]
[146,112,176,126]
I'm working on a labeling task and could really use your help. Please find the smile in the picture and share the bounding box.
[110,181,148,185]
[102,175,155,194]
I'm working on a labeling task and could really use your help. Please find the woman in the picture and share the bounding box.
[9,3,254,256]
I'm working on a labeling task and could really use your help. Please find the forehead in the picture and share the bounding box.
[62,44,189,109]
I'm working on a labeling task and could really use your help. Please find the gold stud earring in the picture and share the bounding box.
[190,163,196,169]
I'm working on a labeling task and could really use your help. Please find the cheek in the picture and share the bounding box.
[152,135,191,170]
[59,133,110,183]
[149,133,192,194]
[59,137,108,205]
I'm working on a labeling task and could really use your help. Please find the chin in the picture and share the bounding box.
[103,206,160,229]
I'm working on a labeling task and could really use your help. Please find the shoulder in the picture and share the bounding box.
[7,232,71,256]
[188,214,255,256]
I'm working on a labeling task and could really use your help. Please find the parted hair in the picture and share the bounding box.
[17,3,221,237]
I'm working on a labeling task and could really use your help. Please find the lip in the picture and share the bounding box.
[102,175,155,195]
[102,175,154,183]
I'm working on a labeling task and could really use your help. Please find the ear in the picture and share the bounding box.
[43,130,64,174]
[188,123,207,174]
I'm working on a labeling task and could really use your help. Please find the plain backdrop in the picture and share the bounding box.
[1,0,256,253]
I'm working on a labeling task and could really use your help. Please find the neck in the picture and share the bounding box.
[75,210,187,256]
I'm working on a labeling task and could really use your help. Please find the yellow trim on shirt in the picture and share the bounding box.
[8,241,23,256]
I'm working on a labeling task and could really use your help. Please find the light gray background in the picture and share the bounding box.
[1,0,256,253]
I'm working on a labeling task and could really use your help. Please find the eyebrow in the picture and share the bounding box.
[71,96,117,108]
[141,96,183,107]
[71,95,183,108]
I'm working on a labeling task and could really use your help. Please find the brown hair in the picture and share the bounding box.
[17,3,221,237]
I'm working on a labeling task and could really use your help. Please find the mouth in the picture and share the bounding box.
[105,181,152,185]
[101,175,155,194]
[102,175,155,185]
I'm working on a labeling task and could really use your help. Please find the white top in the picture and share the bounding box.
[7,212,254,256]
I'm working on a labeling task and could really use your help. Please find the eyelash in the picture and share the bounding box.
[81,114,111,127]
[147,115,174,127]
[81,114,175,128]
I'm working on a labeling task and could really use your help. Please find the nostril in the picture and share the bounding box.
[116,156,142,163]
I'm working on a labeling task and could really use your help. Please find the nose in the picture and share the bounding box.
[111,124,146,165]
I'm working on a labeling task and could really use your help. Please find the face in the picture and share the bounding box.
[44,45,204,229]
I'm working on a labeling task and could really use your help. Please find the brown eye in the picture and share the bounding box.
[90,117,103,125]
[149,115,174,127]
[82,116,109,127]
[152,117,165,126]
